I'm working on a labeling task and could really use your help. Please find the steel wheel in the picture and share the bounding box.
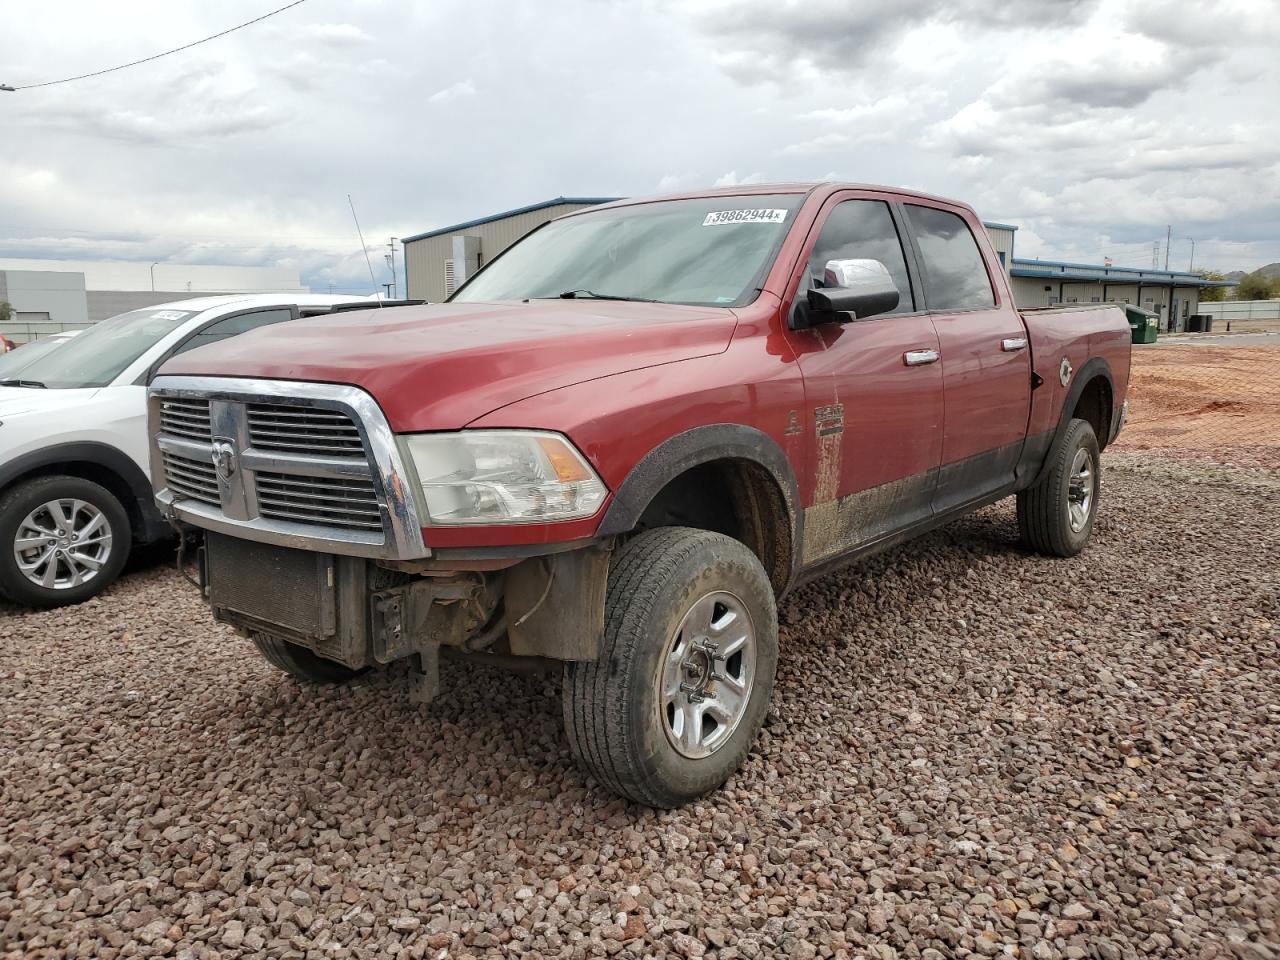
[13,499,114,591]
[658,590,756,760]
[1066,447,1095,533]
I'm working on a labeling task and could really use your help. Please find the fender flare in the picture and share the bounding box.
[0,442,167,543]
[596,423,802,588]
[1031,357,1115,487]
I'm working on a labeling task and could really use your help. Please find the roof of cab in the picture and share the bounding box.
[566,182,973,218]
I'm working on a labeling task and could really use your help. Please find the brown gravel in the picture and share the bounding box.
[2,454,1278,960]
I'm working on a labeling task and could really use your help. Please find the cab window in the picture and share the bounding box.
[903,205,996,311]
[173,309,294,356]
[805,200,914,314]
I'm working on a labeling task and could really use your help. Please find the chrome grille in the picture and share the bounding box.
[158,398,213,442]
[255,472,382,530]
[246,404,365,457]
[161,451,219,506]
[149,376,427,561]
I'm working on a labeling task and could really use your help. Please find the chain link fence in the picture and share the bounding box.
[1114,342,1280,470]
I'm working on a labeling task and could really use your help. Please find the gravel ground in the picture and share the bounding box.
[2,454,1278,960]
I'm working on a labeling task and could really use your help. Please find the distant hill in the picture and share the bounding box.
[1225,263,1279,281]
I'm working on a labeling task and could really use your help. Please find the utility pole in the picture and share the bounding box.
[1184,237,1195,272]
[1164,225,1171,270]
[384,237,399,299]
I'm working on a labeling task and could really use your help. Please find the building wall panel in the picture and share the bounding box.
[404,202,599,302]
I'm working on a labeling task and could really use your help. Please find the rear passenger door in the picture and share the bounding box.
[902,202,1032,513]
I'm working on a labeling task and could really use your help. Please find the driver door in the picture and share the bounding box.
[783,193,944,568]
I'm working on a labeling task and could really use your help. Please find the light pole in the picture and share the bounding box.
[1184,237,1195,272]
[150,262,159,291]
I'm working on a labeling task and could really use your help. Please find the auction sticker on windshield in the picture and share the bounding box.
[150,311,192,321]
[702,209,788,226]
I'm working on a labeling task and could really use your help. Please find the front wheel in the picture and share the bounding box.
[0,475,132,608]
[253,634,365,684]
[563,527,778,808]
[1017,417,1101,557]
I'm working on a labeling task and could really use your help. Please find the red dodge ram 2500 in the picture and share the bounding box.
[150,183,1130,807]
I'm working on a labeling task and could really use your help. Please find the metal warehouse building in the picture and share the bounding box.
[402,198,1231,331]
[982,223,1234,331]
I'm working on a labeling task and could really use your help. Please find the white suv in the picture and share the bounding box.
[0,294,382,607]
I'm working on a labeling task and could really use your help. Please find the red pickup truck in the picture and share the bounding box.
[150,183,1130,807]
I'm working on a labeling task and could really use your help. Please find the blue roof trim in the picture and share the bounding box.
[982,221,1019,232]
[403,197,622,243]
[1011,261,1238,287]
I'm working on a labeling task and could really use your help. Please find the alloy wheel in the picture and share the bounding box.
[13,499,114,591]
[658,590,756,759]
[1066,447,1095,533]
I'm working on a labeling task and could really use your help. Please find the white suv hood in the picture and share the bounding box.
[0,387,102,419]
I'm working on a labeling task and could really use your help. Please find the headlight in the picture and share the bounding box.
[401,430,608,525]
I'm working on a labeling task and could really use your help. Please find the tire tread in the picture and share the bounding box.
[563,527,773,807]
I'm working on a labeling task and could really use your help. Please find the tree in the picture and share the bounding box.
[1237,271,1279,301]
[1196,270,1229,303]
[0,300,12,326]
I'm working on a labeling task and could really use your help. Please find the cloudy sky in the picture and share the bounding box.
[2,0,1278,293]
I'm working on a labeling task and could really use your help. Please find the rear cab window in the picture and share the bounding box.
[904,205,996,312]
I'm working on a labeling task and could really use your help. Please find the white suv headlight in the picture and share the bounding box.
[400,430,608,525]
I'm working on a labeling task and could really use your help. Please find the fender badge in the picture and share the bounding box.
[1059,357,1073,387]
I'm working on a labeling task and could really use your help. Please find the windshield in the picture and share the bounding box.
[4,308,195,389]
[0,337,73,379]
[451,194,805,307]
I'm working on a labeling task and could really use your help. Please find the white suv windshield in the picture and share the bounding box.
[1,308,196,389]
[451,194,804,307]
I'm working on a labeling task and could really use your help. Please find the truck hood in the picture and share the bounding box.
[158,300,738,431]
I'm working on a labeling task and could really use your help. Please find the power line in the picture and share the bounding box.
[2,0,312,91]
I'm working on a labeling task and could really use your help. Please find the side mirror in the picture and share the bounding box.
[806,259,899,322]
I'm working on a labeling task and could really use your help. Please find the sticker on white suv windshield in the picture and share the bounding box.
[150,310,191,320]
[702,209,788,226]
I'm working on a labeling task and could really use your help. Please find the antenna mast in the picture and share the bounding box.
[348,194,383,307]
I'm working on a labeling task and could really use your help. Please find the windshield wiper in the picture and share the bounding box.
[557,289,660,303]
[0,378,47,388]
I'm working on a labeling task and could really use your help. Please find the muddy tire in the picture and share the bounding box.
[563,527,778,808]
[1018,418,1101,557]
[253,635,364,684]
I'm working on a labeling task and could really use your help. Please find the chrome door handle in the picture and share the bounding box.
[903,349,940,366]
[1002,337,1028,352]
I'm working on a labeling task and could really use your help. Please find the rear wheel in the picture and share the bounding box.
[563,527,778,808]
[0,475,131,608]
[1017,418,1101,557]
[253,634,365,684]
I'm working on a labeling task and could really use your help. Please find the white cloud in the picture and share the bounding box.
[427,79,476,103]
[712,171,766,187]
[0,0,1275,291]
[303,23,374,46]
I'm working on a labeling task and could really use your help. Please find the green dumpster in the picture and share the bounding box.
[1124,305,1159,344]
